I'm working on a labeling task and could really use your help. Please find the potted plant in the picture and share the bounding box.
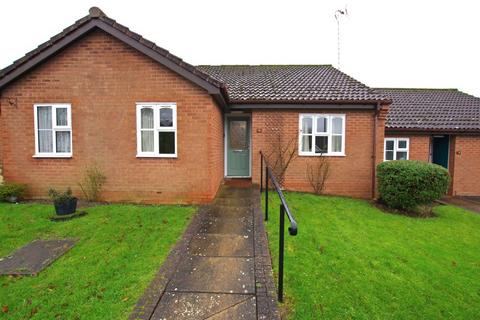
[0,183,27,203]
[48,188,77,215]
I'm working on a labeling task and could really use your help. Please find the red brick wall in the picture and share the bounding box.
[207,100,225,197]
[251,108,386,199]
[0,30,224,204]
[384,134,431,162]
[452,135,480,196]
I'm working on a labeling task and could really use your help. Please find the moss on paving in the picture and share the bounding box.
[0,203,195,319]
[263,192,480,319]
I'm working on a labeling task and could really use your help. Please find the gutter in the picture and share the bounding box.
[229,99,391,106]
[386,127,480,135]
[230,103,376,110]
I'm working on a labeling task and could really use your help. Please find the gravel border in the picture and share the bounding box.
[252,187,281,320]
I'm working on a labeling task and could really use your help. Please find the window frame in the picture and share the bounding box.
[384,137,410,161]
[136,102,177,158]
[298,114,346,156]
[33,103,73,158]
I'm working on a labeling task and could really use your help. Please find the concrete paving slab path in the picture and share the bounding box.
[440,196,480,214]
[130,185,279,320]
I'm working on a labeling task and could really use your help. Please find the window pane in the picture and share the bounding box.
[385,151,394,160]
[229,121,247,150]
[301,135,312,152]
[315,136,328,153]
[159,132,175,154]
[37,106,52,129]
[141,131,154,152]
[398,140,407,149]
[332,117,343,134]
[302,117,312,134]
[385,140,394,151]
[56,131,71,153]
[141,108,154,129]
[160,108,173,127]
[38,130,53,153]
[396,151,408,160]
[316,117,327,133]
[56,108,68,126]
[332,136,342,152]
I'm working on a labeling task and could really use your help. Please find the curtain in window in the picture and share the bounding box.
[300,115,345,154]
[301,117,313,152]
[332,117,343,152]
[141,108,154,152]
[56,131,71,153]
[141,108,154,128]
[56,108,68,126]
[38,106,53,153]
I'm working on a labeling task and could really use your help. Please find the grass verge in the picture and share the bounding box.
[263,192,480,319]
[0,203,195,319]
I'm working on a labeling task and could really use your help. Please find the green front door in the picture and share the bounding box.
[432,135,450,168]
[226,117,250,177]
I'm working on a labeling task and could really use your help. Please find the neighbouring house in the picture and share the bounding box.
[376,88,480,196]
[0,7,478,204]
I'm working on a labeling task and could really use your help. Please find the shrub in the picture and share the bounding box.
[306,156,330,195]
[0,183,27,201]
[377,160,450,212]
[78,165,107,202]
[48,187,76,206]
[265,135,298,187]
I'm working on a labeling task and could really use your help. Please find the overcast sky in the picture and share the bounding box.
[1,0,479,96]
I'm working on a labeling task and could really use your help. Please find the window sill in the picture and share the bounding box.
[298,153,346,157]
[33,154,72,159]
[136,154,177,158]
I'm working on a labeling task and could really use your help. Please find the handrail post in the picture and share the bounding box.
[260,152,263,193]
[278,204,285,302]
[265,167,269,221]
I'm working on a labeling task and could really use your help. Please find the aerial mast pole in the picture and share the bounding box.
[335,7,348,69]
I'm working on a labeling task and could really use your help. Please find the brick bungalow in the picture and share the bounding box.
[377,88,480,196]
[0,7,478,203]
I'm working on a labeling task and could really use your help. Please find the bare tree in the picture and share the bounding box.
[265,135,298,187]
[306,156,330,195]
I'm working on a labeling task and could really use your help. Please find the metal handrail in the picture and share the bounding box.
[259,151,298,302]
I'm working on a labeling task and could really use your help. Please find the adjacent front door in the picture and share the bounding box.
[432,135,450,168]
[226,117,250,177]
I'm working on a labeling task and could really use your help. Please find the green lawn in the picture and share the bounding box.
[0,203,195,319]
[263,192,480,319]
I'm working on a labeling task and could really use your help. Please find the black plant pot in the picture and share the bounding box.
[54,198,78,215]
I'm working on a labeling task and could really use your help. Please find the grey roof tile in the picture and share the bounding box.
[197,65,389,103]
[376,88,480,132]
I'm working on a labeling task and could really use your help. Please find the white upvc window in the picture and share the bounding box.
[384,138,409,161]
[136,103,177,157]
[298,114,346,156]
[33,104,72,158]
